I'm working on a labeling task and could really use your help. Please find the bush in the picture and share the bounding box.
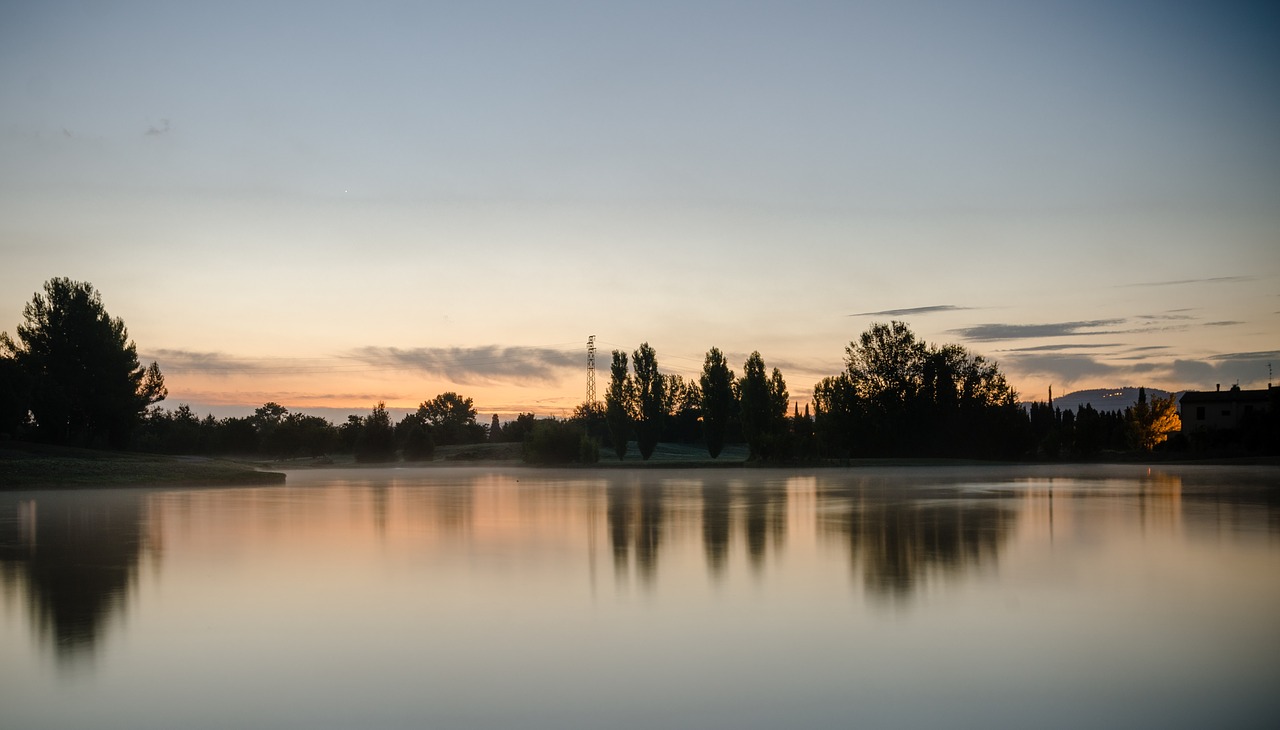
[402,424,435,461]
[522,419,599,465]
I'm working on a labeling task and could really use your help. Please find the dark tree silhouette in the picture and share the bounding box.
[499,412,537,443]
[738,352,789,460]
[660,374,702,444]
[699,347,735,458]
[632,343,665,460]
[396,412,435,460]
[0,354,30,438]
[417,392,485,445]
[822,321,1025,458]
[570,400,606,445]
[1,278,166,447]
[521,418,599,464]
[605,350,632,460]
[354,402,397,462]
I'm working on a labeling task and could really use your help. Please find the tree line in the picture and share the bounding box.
[6,277,1235,464]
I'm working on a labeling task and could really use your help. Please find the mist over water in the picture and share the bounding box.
[2,465,1277,729]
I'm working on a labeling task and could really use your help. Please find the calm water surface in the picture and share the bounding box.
[2,465,1277,729]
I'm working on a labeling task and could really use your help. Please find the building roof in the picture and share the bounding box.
[1179,387,1272,404]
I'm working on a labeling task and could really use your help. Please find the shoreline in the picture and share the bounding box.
[3,440,1275,490]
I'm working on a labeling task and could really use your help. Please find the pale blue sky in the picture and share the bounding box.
[2,0,1277,416]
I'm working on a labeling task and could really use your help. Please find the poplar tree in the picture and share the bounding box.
[699,347,735,458]
[605,350,632,460]
[632,343,664,460]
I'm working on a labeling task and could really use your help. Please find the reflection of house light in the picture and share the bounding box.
[17,499,37,547]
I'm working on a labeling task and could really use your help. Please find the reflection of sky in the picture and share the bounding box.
[1,467,1279,728]
[1,1,1278,417]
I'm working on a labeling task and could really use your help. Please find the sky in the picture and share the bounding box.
[2,0,1278,420]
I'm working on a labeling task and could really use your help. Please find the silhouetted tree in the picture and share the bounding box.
[570,400,606,445]
[220,416,260,454]
[661,374,702,444]
[522,418,599,464]
[277,412,337,457]
[0,353,31,438]
[830,321,1025,458]
[401,417,437,458]
[845,321,926,455]
[813,373,859,458]
[354,402,397,462]
[632,343,664,460]
[699,347,735,458]
[739,352,789,460]
[489,413,500,441]
[399,413,435,461]
[605,350,632,460]
[499,412,537,443]
[2,278,166,447]
[417,392,485,445]
[337,415,362,453]
[792,404,816,460]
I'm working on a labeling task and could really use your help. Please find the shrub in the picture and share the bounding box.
[522,419,599,465]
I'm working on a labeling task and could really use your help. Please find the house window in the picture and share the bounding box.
[1196,406,1205,420]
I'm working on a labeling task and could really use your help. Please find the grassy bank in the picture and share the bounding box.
[0,442,286,489]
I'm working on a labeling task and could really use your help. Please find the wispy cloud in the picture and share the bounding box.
[1002,348,1278,391]
[348,345,579,385]
[1002,354,1118,382]
[998,343,1121,353]
[949,319,1126,341]
[1122,276,1254,288]
[164,390,410,407]
[1208,350,1280,363]
[1204,321,1242,327]
[1135,313,1196,321]
[849,305,974,317]
[143,349,278,374]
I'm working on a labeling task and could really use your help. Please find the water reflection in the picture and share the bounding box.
[0,490,152,666]
[606,478,667,584]
[817,478,1016,601]
[743,478,787,572]
[701,479,731,576]
[2,465,1277,676]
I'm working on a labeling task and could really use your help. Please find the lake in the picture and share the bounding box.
[2,464,1277,729]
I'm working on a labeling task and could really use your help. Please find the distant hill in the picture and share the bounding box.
[1021,387,1178,414]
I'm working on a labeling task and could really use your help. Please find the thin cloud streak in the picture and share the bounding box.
[144,349,276,375]
[1122,276,1254,288]
[349,345,580,385]
[949,319,1126,341]
[1208,350,1280,362]
[165,390,409,406]
[850,305,973,317]
[998,343,1122,353]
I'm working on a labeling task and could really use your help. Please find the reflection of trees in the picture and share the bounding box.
[701,480,731,577]
[607,476,793,584]
[606,480,665,584]
[0,491,150,665]
[743,482,786,573]
[823,484,1015,601]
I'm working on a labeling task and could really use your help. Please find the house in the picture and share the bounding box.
[1179,385,1273,433]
